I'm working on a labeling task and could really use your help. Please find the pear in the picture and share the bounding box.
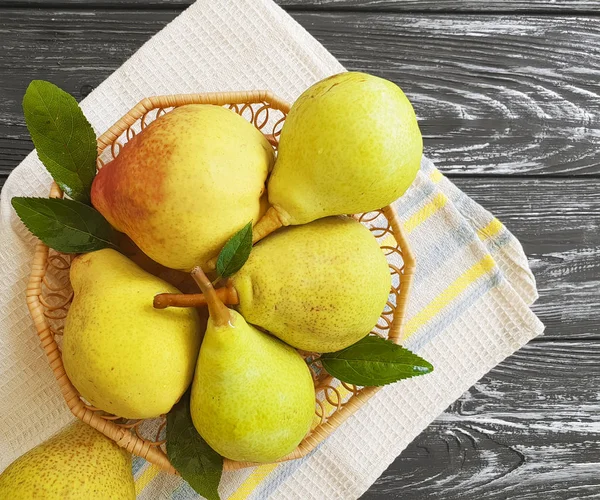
[235,217,391,352]
[189,267,315,463]
[63,249,201,419]
[253,72,422,241]
[156,217,391,353]
[0,421,135,499]
[92,104,274,271]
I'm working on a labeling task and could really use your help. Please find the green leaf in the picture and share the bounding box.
[216,221,253,278]
[11,197,118,253]
[23,80,97,203]
[319,336,433,387]
[167,390,222,500]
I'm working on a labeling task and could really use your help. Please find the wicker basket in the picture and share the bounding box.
[25,91,416,474]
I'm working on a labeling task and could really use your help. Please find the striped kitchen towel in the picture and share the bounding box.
[0,0,543,498]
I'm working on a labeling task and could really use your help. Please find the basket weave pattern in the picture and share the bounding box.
[26,91,415,473]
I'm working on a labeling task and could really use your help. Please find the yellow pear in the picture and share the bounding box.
[63,249,201,419]
[234,217,391,352]
[92,104,274,271]
[253,72,422,241]
[0,421,135,499]
[189,268,315,463]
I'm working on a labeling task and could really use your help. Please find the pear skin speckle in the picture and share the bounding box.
[91,104,274,272]
[0,421,135,499]
[269,72,422,225]
[190,311,315,463]
[233,216,391,353]
[64,249,201,419]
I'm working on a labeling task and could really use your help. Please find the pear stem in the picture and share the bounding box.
[251,206,285,243]
[153,286,239,309]
[190,267,232,327]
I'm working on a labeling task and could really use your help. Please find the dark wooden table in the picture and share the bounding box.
[2,1,599,498]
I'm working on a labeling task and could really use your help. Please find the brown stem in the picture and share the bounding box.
[190,267,232,326]
[252,205,285,243]
[153,286,239,309]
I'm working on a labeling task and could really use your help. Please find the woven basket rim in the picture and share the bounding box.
[25,91,416,474]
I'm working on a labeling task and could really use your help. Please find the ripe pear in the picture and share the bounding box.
[0,421,135,499]
[253,72,422,241]
[63,249,201,419]
[189,268,315,463]
[92,104,274,271]
[234,216,391,352]
[156,216,391,353]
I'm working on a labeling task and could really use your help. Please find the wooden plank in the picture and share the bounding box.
[2,172,597,340]
[2,10,600,176]
[365,340,600,499]
[284,0,600,11]
[3,1,599,13]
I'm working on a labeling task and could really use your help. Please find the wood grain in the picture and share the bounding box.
[363,340,600,499]
[2,10,600,176]
[4,1,599,13]
[285,0,600,12]
[0,9,175,181]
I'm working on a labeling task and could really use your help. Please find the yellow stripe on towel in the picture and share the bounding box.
[404,193,448,233]
[135,463,162,497]
[229,463,279,500]
[429,168,444,184]
[477,218,504,241]
[403,254,496,338]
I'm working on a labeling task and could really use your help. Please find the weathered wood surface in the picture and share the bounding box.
[363,341,600,499]
[2,10,600,177]
[1,3,598,499]
[5,1,600,12]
